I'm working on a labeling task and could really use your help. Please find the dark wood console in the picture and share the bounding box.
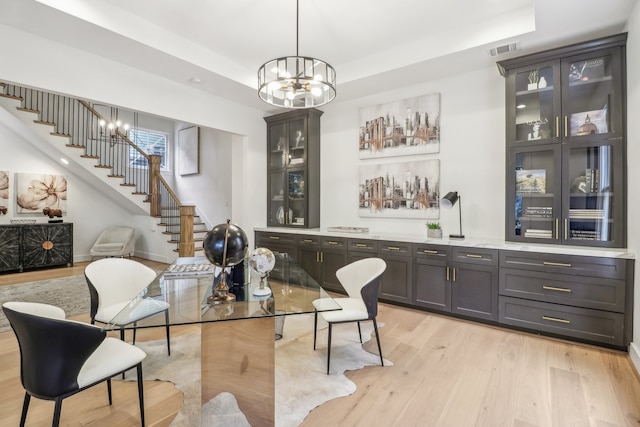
[0,223,73,272]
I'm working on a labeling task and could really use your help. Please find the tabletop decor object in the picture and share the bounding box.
[249,247,276,296]
[202,220,248,304]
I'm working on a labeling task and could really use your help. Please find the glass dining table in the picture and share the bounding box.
[103,254,340,426]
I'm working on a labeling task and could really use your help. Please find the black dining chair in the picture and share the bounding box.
[312,257,387,374]
[2,301,147,427]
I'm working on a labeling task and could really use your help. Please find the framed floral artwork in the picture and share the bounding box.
[0,171,8,215]
[16,173,67,214]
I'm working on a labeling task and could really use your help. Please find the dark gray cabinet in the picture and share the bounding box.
[297,235,348,293]
[265,109,322,229]
[498,250,631,347]
[377,241,412,304]
[254,231,297,259]
[413,243,450,312]
[0,223,73,272]
[498,33,627,248]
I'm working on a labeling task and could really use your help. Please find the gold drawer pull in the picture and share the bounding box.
[543,261,572,268]
[543,285,571,293]
[423,249,438,254]
[356,243,367,248]
[303,239,313,243]
[466,254,482,258]
[269,236,280,240]
[387,246,400,251]
[542,315,570,324]
[327,241,339,245]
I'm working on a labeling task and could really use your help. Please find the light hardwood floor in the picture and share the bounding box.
[1,260,640,426]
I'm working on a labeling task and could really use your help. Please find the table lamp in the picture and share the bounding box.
[440,191,465,239]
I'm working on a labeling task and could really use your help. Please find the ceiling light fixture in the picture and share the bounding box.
[258,0,336,109]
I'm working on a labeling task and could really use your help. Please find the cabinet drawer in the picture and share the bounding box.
[348,239,377,253]
[452,247,498,266]
[500,268,625,313]
[298,235,321,246]
[378,241,411,257]
[500,250,627,279]
[255,231,297,245]
[413,243,450,260]
[322,236,347,249]
[499,296,625,347]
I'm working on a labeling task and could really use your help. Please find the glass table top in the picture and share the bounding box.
[104,254,340,330]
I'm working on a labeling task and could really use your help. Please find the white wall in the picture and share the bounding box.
[320,65,505,239]
[624,2,640,372]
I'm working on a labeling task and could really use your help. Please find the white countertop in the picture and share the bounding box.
[254,227,635,259]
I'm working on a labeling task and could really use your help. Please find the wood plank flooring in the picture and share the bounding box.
[1,259,640,426]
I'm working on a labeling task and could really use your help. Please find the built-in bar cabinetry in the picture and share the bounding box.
[498,33,627,248]
[0,223,73,272]
[255,229,633,349]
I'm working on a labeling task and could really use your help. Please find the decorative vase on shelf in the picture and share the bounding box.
[538,77,547,88]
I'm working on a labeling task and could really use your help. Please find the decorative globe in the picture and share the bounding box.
[249,247,276,277]
[202,222,248,267]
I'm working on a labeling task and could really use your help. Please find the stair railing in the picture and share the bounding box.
[0,82,197,256]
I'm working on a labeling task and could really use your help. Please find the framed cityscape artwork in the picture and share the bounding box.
[16,173,67,214]
[359,93,441,159]
[359,159,440,219]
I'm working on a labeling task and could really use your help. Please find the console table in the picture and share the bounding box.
[255,228,634,350]
[104,255,339,426]
[0,223,73,272]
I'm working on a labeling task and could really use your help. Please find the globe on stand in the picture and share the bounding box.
[202,219,248,304]
[249,247,276,297]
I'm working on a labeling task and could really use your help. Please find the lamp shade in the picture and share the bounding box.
[440,191,459,208]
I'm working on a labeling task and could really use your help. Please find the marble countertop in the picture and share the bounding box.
[253,227,635,259]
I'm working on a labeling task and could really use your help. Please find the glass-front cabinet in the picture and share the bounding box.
[500,33,627,248]
[265,109,322,228]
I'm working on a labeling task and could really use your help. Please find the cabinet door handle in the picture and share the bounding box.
[446,266,450,281]
[543,285,572,293]
[303,239,313,243]
[466,254,482,258]
[316,252,319,263]
[564,116,568,138]
[555,218,559,240]
[452,267,457,282]
[327,241,339,245]
[564,218,568,240]
[423,249,438,254]
[542,315,570,324]
[321,252,324,262]
[356,243,367,248]
[543,261,572,268]
[555,116,560,138]
[269,236,280,240]
[387,246,400,251]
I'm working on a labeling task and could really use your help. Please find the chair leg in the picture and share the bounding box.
[133,321,138,345]
[136,363,146,427]
[372,318,384,367]
[313,310,318,350]
[120,328,127,379]
[327,323,333,375]
[52,397,63,427]
[107,378,113,405]
[165,310,171,356]
[19,392,30,427]
[357,321,362,343]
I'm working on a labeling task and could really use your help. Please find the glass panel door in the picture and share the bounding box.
[288,118,306,167]
[287,169,306,226]
[513,64,559,144]
[565,144,615,244]
[510,146,561,240]
[268,170,286,226]
[269,122,286,168]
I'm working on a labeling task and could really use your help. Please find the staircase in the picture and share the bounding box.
[0,82,206,257]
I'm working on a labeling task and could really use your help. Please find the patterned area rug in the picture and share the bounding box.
[0,274,90,332]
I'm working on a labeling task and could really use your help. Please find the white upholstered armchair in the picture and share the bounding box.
[89,226,136,259]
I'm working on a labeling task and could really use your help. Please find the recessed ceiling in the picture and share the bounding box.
[2,0,635,112]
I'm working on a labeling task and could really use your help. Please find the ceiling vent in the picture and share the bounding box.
[490,42,520,57]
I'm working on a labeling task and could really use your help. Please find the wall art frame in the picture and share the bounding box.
[359,159,440,219]
[178,126,200,176]
[359,93,441,159]
[16,173,67,214]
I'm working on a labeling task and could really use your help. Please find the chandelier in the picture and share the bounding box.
[258,0,336,109]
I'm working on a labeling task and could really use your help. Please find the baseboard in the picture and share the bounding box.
[630,342,640,376]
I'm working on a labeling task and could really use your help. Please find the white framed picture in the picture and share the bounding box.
[178,126,200,176]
